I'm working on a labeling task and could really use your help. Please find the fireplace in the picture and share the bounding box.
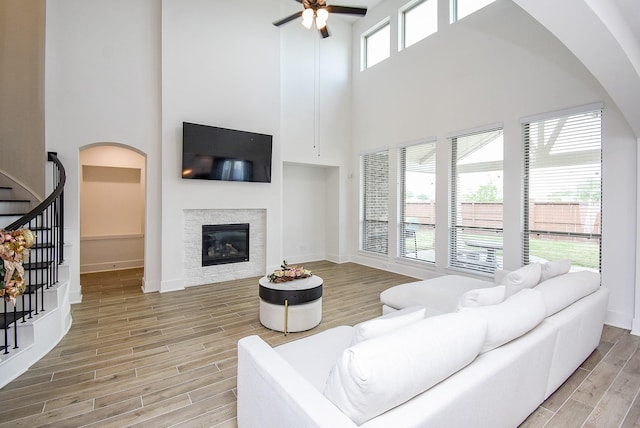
[202,223,249,266]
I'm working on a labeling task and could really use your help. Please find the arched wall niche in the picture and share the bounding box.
[79,144,146,274]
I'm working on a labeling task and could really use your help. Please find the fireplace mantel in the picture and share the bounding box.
[183,209,266,286]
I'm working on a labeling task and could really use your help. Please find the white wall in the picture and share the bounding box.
[278,9,354,265]
[45,0,352,296]
[350,0,637,328]
[512,0,640,334]
[158,0,355,290]
[45,0,162,300]
[44,0,638,328]
[514,0,640,138]
[0,0,45,199]
[283,163,331,263]
[160,0,283,291]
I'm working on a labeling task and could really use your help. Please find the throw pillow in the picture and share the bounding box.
[540,259,572,282]
[458,288,546,353]
[501,263,542,298]
[456,285,506,309]
[324,312,487,425]
[351,305,426,345]
[534,270,600,316]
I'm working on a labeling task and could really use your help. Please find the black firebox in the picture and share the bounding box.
[202,223,249,266]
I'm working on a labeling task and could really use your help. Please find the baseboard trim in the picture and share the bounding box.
[80,259,144,273]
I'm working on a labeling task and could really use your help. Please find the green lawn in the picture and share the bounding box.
[403,229,600,270]
[529,238,600,269]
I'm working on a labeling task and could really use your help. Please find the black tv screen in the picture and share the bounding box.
[182,122,273,183]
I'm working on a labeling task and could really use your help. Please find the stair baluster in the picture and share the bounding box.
[1,152,65,356]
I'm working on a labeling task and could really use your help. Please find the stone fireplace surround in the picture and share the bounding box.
[183,209,266,287]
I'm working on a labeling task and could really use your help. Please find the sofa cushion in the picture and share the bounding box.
[458,288,546,353]
[380,275,494,313]
[323,312,487,425]
[456,285,506,309]
[275,325,356,392]
[534,270,600,317]
[540,259,572,282]
[351,305,426,345]
[501,263,542,297]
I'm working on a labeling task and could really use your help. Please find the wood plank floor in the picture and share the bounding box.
[0,261,638,427]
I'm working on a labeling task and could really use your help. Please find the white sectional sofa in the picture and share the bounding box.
[237,263,608,428]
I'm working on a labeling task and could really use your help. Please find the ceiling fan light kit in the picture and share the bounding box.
[302,8,315,29]
[273,0,367,39]
[316,8,329,29]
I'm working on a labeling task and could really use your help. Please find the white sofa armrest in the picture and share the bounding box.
[237,335,356,428]
[542,287,609,397]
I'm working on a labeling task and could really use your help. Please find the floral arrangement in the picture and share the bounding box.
[268,260,312,283]
[0,228,35,305]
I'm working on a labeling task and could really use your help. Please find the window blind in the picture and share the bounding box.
[361,150,389,254]
[399,140,436,262]
[523,108,602,271]
[449,127,503,273]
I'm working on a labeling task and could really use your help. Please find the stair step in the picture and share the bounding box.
[0,187,12,200]
[1,280,60,315]
[30,226,55,233]
[0,214,24,229]
[23,261,53,270]
[0,200,31,215]
[32,242,54,250]
[24,283,47,294]
[0,213,26,218]
[0,311,32,329]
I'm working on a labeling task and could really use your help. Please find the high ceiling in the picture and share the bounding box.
[618,0,640,36]
[338,0,384,7]
[515,0,640,137]
[277,0,640,137]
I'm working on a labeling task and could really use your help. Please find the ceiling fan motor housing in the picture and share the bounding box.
[303,0,327,11]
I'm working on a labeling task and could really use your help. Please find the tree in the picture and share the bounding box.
[468,183,501,202]
[575,180,601,202]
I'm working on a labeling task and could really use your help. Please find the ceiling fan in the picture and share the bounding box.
[273,0,367,39]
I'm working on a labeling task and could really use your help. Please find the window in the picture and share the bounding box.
[363,21,390,69]
[523,106,602,272]
[450,127,503,273]
[399,140,436,262]
[401,0,438,50]
[361,150,389,254]
[450,0,495,23]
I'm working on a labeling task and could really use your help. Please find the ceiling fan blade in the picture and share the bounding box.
[273,10,303,27]
[326,5,367,16]
[319,26,330,38]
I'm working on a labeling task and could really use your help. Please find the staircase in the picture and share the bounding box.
[0,186,32,337]
[0,186,30,228]
[0,153,71,388]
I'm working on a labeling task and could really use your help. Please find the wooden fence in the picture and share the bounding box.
[405,202,601,234]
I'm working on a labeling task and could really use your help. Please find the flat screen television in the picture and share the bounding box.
[182,122,273,183]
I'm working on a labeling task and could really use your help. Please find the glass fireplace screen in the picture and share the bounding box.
[202,223,249,266]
